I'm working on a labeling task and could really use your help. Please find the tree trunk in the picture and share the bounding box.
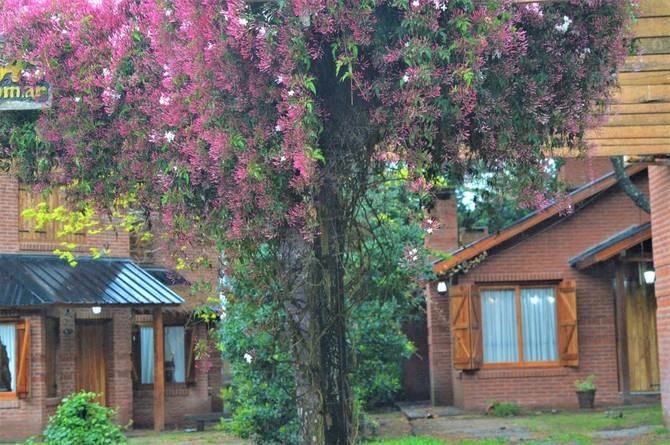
[281,214,351,445]
[610,156,650,213]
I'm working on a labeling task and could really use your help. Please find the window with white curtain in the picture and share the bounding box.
[481,286,558,365]
[140,326,186,384]
[0,324,16,393]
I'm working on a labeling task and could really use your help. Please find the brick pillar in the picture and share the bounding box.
[426,281,453,405]
[649,165,670,425]
[426,188,459,255]
[0,175,20,253]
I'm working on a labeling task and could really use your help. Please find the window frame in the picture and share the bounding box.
[0,319,30,400]
[477,283,560,369]
[132,323,196,388]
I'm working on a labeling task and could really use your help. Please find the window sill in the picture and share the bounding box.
[133,384,192,397]
[473,368,569,380]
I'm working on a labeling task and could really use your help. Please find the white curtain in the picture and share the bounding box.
[164,326,185,383]
[0,324,16,393]
[140,327,154,384]
[521,288,558,362]
[481,289,519,363]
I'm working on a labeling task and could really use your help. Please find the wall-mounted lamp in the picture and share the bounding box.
[91,306,102,315]
[643,270,656,285]
[437,281,448,295]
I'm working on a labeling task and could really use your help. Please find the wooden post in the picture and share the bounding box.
[153,306,165,432]
[615,261,631,403]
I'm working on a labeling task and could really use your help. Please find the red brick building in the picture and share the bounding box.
[427,164,660,410]
[0,174,224,442]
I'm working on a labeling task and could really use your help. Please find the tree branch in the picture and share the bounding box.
[610,156,650,214]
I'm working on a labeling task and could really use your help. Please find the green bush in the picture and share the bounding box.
[42,391,126,444]
[487,400,521,417]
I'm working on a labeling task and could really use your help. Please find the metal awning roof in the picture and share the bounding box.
[0,254,184,307]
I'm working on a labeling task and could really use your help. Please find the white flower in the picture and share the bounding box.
[159,94,171,106]
[165,9,172,16]
[276,75,284,84]
[280,155,287,162]
[238,18,248,26]
[103,68,111,77]
[74,97,81,103]
[206,42,214,50]
[427,218,433,224]
[402,74,409,83]
[275,125,282,132]
[412,255,418,261]
[287,90,295,97]
[164,131,176,143]
[412,0,420,7]
[244,353,253,363]
[555,15,572,33]
[426,227,434,234]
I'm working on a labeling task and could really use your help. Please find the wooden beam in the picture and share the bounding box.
[572,227,651,270]
[587,125,670,139]
[604,113,670,127]
[153,307,165,432]
[618,71,670,86]
[589,145,670,157]
[638,0,670,18]
[610,84,670,105]
[615,262,632,403]
[634,17,670,39]
[622,55,670,72]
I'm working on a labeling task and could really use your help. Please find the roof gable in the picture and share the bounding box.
[434,163,648,276]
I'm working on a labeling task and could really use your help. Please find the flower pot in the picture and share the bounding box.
[576,389,596,409]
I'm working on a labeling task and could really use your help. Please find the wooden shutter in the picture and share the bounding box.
[185,326,196,383]
[450,285,483,370]
[557,280,579,367]
[15,320,30,399]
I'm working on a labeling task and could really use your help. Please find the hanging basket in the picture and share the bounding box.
[576,389,596,409]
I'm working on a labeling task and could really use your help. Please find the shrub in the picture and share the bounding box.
[42,391,126,445]
[487,400,521,417]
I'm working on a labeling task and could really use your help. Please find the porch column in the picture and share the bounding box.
[153,306,165,432]
[649,166,670,425]
[614,261,631,402]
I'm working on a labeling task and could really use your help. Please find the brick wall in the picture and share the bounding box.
[0,175,20,253]
[559,158,614,190]
[0,312,47,442]
[428,173,652,410]
[649,166,670,424]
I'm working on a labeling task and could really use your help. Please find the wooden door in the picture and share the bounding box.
[626,277,660,392]
[76,321,108,405]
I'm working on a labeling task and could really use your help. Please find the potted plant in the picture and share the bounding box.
[575,375,597,409]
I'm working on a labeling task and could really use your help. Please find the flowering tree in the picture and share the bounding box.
[0,0,633,443]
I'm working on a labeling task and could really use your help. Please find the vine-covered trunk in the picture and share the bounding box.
[281,205,352,444]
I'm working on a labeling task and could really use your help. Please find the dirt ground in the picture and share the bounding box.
[124,404,670,444]
[371,403,669,444]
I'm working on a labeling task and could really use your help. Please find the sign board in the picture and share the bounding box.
[0,61,52,110]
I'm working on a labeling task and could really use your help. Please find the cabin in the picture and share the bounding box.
[426,163,660,409]
[0,174,224,442]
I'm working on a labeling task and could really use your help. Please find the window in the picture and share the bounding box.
[18,186,85,244]
[481,286,558,364]
[135,325,195,384]
[0,320,30,399]
[449,281,578,370]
